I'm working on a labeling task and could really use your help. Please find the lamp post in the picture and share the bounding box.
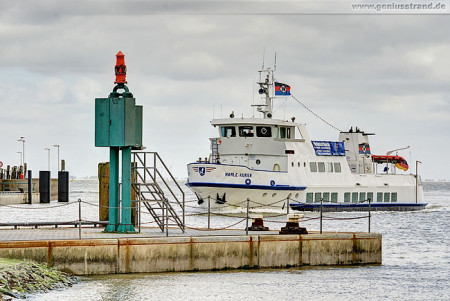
[17,151,23,166]
[416,160,422,204]
[44,148,50,171]
[53,144,60,171]
[17,137,25,164]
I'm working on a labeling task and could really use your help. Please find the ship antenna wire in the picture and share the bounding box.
[290,93,342,132]
[273,75,341,131]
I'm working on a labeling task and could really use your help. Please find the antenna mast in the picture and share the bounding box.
[253,53,276,119]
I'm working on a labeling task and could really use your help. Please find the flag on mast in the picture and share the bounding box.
[275,82,291,95]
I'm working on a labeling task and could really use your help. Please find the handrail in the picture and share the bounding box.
[131,151,185,232]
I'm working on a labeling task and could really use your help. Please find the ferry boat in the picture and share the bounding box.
[186,65,427,211]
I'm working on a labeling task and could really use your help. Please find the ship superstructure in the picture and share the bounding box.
[186,65,426,211]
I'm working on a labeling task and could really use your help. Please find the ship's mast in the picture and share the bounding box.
[255,66,275,119]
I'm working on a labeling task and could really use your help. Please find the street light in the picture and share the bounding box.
[53,144,60,171]
[416,160,422,204]
[17,151,23,166]
[44,148,50,171]
[17,137,25,164]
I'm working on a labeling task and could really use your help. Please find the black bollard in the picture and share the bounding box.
[58,171,69,202]
[27,170,32,204]
[39,171,51,203]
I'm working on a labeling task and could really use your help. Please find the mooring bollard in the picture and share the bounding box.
[78,198,82,240]
[279,214,308,234]
[247,214,269,231]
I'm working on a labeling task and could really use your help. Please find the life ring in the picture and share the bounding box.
[0,161,3,168]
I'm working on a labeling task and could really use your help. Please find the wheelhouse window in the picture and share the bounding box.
[256,126,272,137]
[310,162,317,172]
[323,192,330,202]
[367,192,373,202]
[352,192,358,203]
[221,126,236,137]
[318,162,325,172]
[384,193,390,202]
[239,126,254,137]
[279,127,291,139]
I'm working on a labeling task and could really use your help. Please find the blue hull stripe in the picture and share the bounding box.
[186,182,306,191]
[291,203,427,209]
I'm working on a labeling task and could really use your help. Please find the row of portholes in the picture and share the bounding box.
[261,192,300,199]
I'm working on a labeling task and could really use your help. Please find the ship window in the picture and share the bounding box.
[359,192,366,202]
[367,192,373,202]
[256,126,272,137]
[323,192,330,202]
[280,127,287,138]
[221,126,236,137]
[318,162,325,172]
[326,162,333,173]
[294,126,303,139]
[344,192,350,202]
[334,162,341,173]
[391,192,397,202]
[331,193,338,203]
[279,127,291,139]
[352,192,358,203]
[377,192,383,202]
[384,193,390,202]
[314,192,322,203]
[310,162,317,172]
[239,126,254,137]
[306,193,313,203]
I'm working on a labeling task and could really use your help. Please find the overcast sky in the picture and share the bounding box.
[1,0,449,180]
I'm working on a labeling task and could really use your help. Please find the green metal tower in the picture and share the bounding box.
[94,51,143,233]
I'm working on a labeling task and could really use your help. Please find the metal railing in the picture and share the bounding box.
[131,152,185,233]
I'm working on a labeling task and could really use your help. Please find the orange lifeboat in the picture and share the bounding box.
[372,155,409,171]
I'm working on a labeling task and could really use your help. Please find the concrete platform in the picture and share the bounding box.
[0,226,382,276]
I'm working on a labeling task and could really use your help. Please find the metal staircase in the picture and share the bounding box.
[131,151,185,233]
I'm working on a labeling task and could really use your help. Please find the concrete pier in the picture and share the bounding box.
[0,229,381,275]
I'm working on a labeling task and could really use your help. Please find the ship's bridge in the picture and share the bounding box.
[209,117,310,172]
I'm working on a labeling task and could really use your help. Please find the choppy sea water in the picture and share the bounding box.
[6,180,448,301]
